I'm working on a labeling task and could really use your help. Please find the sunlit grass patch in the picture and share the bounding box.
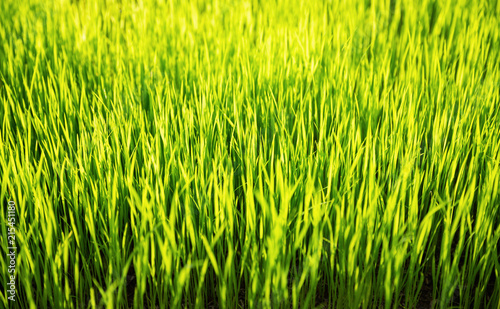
[0,0,499,308]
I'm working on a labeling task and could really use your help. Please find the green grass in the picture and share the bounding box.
[1,0,499,308]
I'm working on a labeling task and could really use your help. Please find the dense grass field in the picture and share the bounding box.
[1,0,500,308]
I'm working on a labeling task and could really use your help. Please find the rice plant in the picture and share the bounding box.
[0,0,499,308]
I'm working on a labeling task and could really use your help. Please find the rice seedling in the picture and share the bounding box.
[0,0,499,308]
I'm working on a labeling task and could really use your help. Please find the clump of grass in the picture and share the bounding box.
[1,0,499,308]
